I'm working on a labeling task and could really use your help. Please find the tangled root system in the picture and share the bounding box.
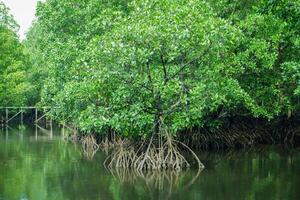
[133,135,190,171]
[62,123,204,170]
[104,139,136,168]
[104,134,204,171]
[81,134,99,159]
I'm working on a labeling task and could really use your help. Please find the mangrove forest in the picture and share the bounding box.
[0,0,300,199]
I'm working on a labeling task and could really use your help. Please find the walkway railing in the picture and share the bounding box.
[0,106,56,125]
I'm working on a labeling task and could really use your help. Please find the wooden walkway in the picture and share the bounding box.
[0,106,55,125]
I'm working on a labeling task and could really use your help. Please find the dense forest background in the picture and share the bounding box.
[0,0,299,144]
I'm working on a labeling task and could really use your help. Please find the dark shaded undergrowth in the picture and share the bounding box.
[179,116,300,150]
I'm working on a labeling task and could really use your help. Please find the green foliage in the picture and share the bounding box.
[0,2,33,106]
[23,22,49,104]
[27,0,299,137]
[0,1,19,32]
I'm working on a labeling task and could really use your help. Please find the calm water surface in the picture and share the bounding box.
[0,126,299,200]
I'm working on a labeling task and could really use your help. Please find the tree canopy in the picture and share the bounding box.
[0,2,33,106]
[4,0,300,138]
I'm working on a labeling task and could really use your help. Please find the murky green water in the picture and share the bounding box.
[0,126,299,200]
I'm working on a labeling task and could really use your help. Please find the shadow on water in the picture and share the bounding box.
[0,125,299,200]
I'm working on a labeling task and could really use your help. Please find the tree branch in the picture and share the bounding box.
[167,43,211,82]
[160,54,168,85]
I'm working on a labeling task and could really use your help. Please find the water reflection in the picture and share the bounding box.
[0,126,299,200]
[107,167,203,200]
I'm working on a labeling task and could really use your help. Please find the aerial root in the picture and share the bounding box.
[99,134,126,149]
[104,138,136,168]
[106,150,204,199]
[105,135,203,171]
[133,135,190,171]
[81,134,99,159]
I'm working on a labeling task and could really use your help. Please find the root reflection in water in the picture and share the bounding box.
[80,135,99,159]
[107,167,203,199]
